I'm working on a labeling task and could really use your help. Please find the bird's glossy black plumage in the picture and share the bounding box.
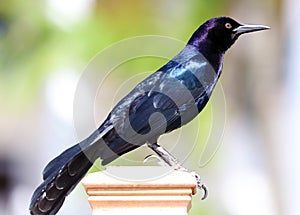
[29,16,269,215]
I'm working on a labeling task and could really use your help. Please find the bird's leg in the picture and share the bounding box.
[146,142,185,170]
[146,142,208,200]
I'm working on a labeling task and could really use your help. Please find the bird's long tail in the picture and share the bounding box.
[29,124,116,215]
[29,143,95,215]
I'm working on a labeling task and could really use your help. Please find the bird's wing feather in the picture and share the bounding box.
[121,55,216,140]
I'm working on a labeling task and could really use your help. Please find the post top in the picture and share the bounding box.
[82,166,197,194]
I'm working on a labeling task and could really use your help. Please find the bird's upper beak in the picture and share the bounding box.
[233,24,270,36]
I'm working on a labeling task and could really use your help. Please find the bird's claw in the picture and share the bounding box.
[143,154,158,163]
[191,171,208,200]
[143,154,168,166]
[199,183,208,200]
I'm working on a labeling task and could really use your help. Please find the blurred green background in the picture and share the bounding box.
[1,0,299,215]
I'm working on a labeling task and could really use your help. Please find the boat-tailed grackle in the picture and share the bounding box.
[29,16,269,215]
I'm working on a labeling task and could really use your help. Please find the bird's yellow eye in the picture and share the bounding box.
[225,23,232,29]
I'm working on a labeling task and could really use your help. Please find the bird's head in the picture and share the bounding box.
[188,16,269,53]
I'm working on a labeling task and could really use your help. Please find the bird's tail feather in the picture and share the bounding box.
[29,123,114,215]
[29,142,98,215]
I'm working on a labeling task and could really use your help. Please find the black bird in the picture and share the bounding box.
[29,17,269,215]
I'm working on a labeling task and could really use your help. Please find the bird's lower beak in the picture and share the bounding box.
[233,24,270,36]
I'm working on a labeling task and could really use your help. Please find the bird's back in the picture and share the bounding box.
[108,45,219,145]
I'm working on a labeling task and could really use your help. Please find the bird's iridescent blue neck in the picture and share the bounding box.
[191,40,224,76]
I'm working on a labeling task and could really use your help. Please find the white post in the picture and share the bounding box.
[82,166,197,215]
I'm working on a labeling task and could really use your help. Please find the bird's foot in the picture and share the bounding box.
[146,142,208,200]
[190,171,208,200]
[174,166,208,200]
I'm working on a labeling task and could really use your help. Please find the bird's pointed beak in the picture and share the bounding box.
[233,24,270,36]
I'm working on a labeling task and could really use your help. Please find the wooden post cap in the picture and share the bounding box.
[82,166,198,215]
